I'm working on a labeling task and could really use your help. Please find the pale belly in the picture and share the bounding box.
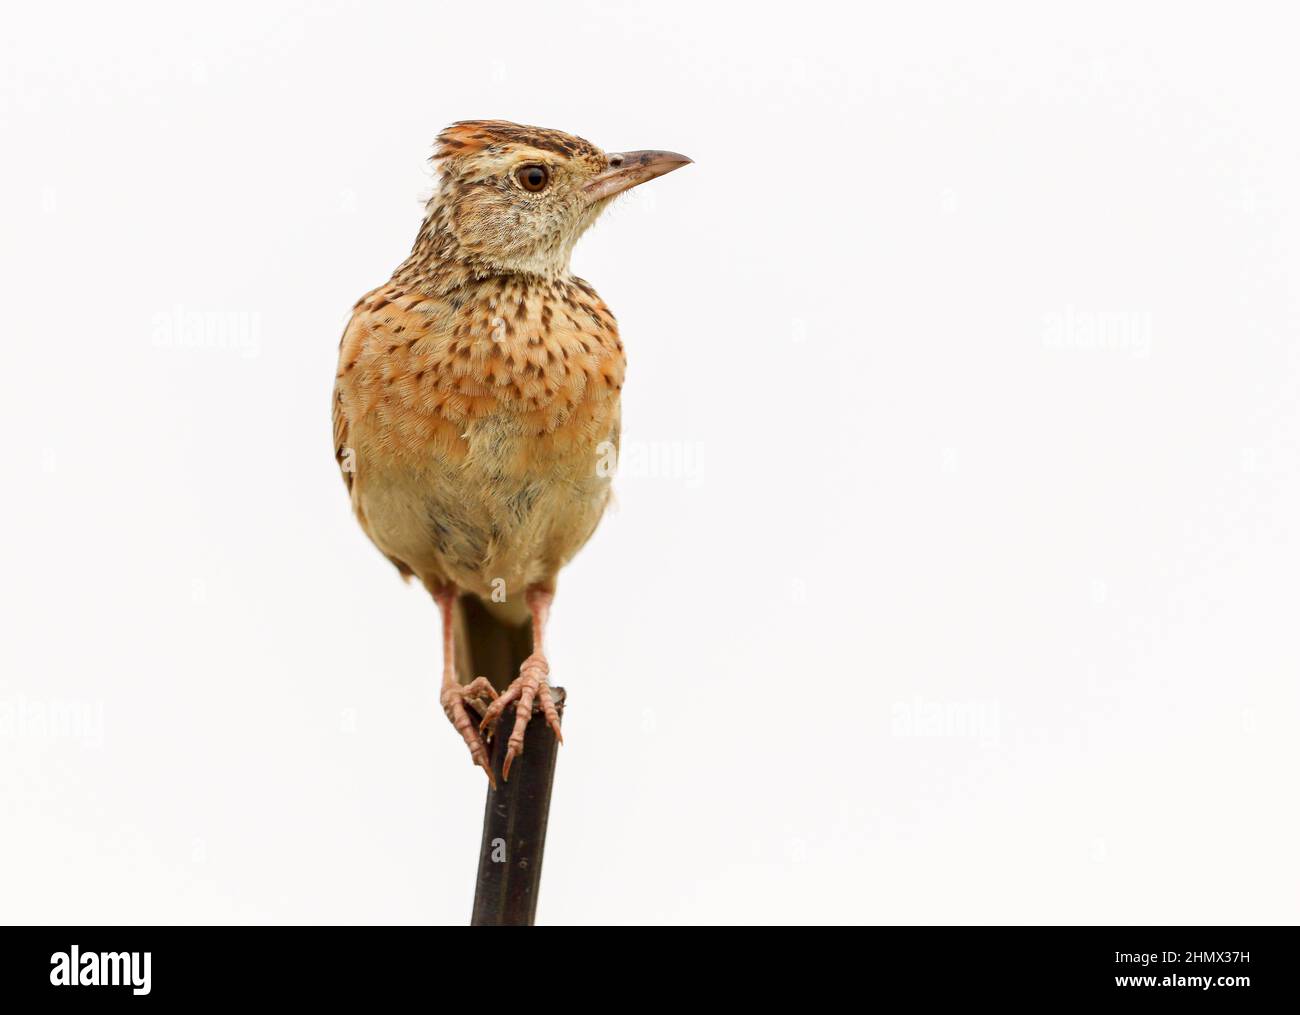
[352,412,614,602]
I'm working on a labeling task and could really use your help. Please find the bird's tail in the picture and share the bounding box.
[453,593,532,693]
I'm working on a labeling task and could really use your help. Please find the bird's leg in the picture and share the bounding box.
[478,585,563,781]
[431,586,499,787]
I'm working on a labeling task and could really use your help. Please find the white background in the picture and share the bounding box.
[3,0,1297,925]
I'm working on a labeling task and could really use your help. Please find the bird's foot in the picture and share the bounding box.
[478,655,563,782]
[441,676,500,787]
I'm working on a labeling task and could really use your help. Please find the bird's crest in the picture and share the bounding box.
[434,120,601,162]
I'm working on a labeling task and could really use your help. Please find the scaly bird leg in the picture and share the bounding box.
[478,586,564,781]
[432,586,499,787]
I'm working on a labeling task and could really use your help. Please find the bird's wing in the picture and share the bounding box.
[331,381,353,494]
[330,291,428,585]
[332,317,358,491]
[330,294,383,495]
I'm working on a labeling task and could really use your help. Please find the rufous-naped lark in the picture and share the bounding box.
[332,121,691,784]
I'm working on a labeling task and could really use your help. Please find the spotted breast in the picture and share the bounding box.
[332,273,624,618]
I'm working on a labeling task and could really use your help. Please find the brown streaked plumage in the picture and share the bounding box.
[332,120,690,783]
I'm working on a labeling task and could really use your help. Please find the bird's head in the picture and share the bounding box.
[419,120,691,279]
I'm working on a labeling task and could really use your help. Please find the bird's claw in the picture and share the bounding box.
[478,656,563,782]
[441,676,500,788]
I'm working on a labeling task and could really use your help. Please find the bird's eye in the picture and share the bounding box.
[516,164,550,192]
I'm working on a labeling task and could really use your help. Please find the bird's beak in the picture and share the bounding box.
[584,150,693,203]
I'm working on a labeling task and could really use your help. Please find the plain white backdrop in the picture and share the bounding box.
[3,0,1298,924]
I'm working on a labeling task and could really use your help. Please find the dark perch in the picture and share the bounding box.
[458,595,565,927]
[468,687,564,926]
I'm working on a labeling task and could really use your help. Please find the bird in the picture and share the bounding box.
[331,120,691,786]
